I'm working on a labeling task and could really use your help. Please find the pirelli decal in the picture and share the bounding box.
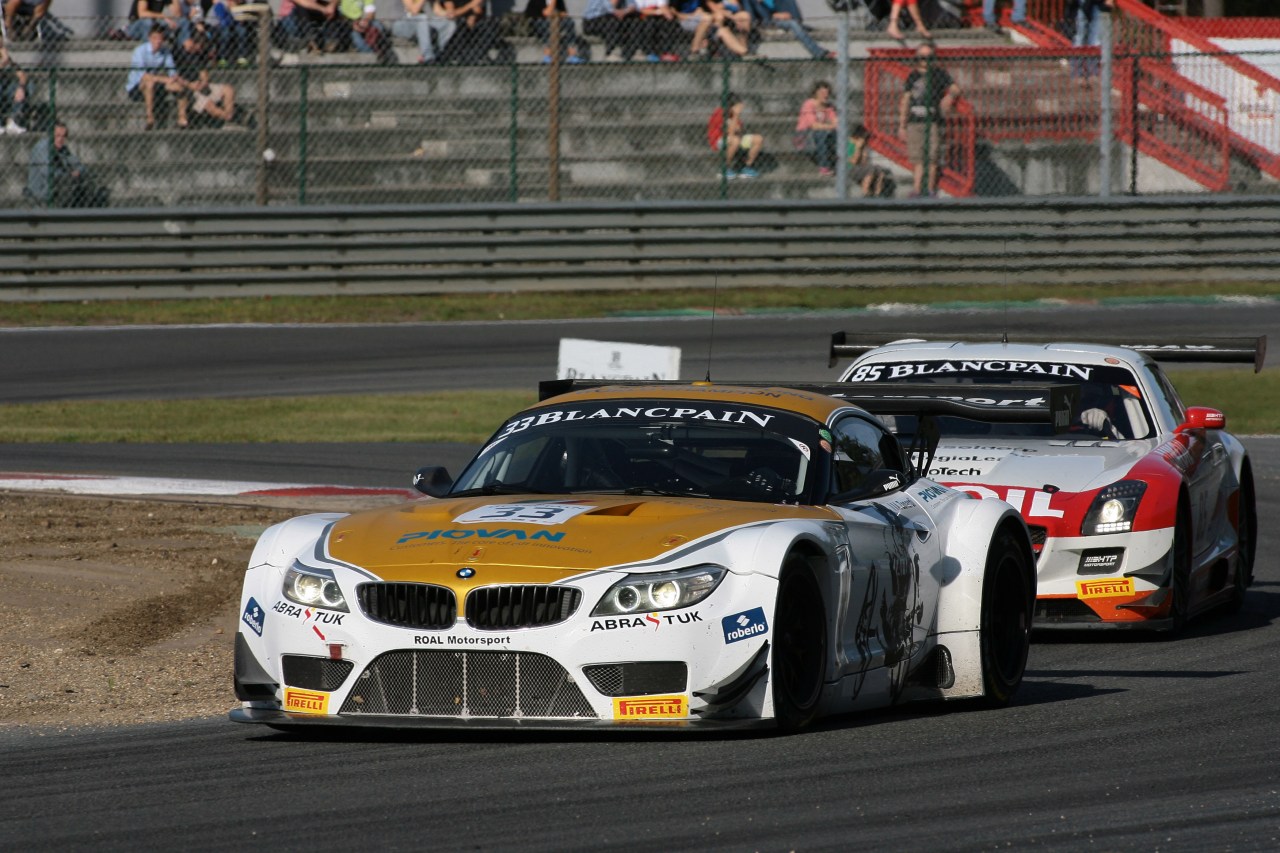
[1077,578,1135,599]
[612,695,687,721]
[283,688,330,715]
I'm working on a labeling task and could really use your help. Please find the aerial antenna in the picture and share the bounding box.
[705,273,720,381]
[1001,237,1010,344]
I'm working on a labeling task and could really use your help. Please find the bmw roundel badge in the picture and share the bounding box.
[456,567,476,579]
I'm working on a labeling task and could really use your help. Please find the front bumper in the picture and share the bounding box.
[1030,526,1175,628]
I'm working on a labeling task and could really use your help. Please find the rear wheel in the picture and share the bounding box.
[771,555,827,731]
[1168,504,1193,632]
[1227,467,1256,613]
[977,526,1034,707]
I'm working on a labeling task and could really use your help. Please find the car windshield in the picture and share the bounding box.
[452,399,823,504]
[845,361,1154,440]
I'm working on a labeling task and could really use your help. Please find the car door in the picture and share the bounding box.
[825,413,942,698]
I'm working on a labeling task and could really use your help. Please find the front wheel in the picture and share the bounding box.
[977,526,1034,707]
[771,555,827,731]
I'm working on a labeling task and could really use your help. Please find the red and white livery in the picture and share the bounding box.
[829,333,1263,631]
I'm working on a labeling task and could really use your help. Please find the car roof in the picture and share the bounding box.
[856,340,1151,369]
[528,383,854,423]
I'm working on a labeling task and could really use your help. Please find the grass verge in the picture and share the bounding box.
[0,370,1273,443]
[0,281,1276,327]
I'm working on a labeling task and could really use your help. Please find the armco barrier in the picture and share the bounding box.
[1,197,1278,301]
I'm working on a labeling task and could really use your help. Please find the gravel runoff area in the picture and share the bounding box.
[0,491,401,731]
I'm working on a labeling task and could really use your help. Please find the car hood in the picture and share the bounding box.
[325,494,838,583]
[927,437,1159,493]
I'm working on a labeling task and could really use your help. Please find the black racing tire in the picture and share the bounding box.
[1168,501,1193,633]
[977,525,1034,707]
[771,555,827,732]
[1226,465,1256,613]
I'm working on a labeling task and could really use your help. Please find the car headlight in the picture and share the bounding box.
[1081,480,1147,535]
[591,565,727,617]
[283,564,349,612]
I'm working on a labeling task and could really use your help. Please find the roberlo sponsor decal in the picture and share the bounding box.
[613,695,688,720]
[721,607,769,644]
[241,597,265,636]
[948,484,1065,519]
[590,611,704,632]
[846,361,1093,382]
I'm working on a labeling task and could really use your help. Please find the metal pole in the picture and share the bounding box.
[509,61,519,202]
[548,15,560,202]
[718,58,729,200]
[835,10,849,199]
[1099,9,1113,198]
[1130,53,1139,196]
[254,7,272,207]
[298,66,308,205]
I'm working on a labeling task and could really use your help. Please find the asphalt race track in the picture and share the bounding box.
[1,301,1278,851]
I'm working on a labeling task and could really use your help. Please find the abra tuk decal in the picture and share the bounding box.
[283,688,329,715]
[612,695,688,720]
[590,611,704,632]
[721,607,769,644]
[241,597,265,637]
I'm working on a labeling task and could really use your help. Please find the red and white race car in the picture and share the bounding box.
[828,333,1264,631]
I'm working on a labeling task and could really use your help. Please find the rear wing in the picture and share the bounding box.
[827,332,1267,373]
[537,379,1077,484]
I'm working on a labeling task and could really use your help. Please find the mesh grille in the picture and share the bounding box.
[583,662,688,697]
[357,582,457,630]
[465,585,582,630]
[339,651,597,719]
[281,655,355,692]
[1027,525,1048,549]
[1035,598,1102,623]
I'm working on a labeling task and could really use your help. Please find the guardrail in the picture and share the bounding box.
[2,197,1278,301]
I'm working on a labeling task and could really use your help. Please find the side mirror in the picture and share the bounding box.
[413,466,453,497]
[830,468,906,504]
[1177,406,1226,433]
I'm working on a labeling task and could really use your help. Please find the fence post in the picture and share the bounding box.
[1099,7,1113,198]
[44,68,56,206]
[509,60,519,202]
[718,58,729,199]
[254,6,272,206]
[298,66,308,205]
[548,15,561,202]
[1130,54,1139,196]
[835,9,849,199]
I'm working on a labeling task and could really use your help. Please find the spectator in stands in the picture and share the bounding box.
[707,93,762,179]
[3,0,50,42]
[391,0,456,64]
[743,0,830,60]
[848,123,893,196]
[525,0,584,64]
[633,0,683,62]
[1072,0,1113,78]
[795,79,837,175]
[204,0,253,65]
[127,0,189,43]
[337,0,397,63]
[126,24,189,129]
[0,45,29,135]
[435,0,507,64]
[897,43,957,196]
[983,0,1026,32]
[25,122,109,207]
[175,33,241,127]
[885,0,930,42]
[693,0,751,60]
[282,0,343,52]
[582,0,639,61]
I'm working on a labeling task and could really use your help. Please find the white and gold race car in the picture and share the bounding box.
[232,381,1055,731]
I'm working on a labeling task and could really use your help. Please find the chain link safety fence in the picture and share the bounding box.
[2,5,1279,208]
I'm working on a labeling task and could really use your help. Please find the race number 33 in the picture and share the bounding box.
[453,503,596,526]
